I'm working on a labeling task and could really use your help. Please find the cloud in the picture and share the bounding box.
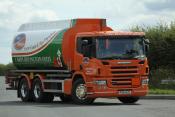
[144,0,175,11]
[0,0,175,64]
[0,46,11,64]
[0,0,58,30]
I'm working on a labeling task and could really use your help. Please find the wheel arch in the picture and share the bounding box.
[72,72,86,84]
[33,74,45,90]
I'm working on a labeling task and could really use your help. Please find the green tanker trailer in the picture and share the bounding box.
[12,20,76,69]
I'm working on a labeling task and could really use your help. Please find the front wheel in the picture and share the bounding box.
[118,97,139,104]
[72,79,95,104]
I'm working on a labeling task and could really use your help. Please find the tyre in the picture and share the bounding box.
[60,94,72,102]
[72,79,95,104]
[32,78,54,103]
[18,78,32,102]
[118,97,139,104]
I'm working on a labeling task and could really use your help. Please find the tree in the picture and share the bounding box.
[131,21,175,69]
[0,63,16,76]
[0,64,6,76]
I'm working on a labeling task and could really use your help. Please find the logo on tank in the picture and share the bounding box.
[54,50,63,67]
[14,33,26,50]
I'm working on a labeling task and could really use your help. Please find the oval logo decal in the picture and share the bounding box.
[14,33,26,50]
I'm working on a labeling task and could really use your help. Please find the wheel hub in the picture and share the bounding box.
[21,83,27,98]
[34,84,41,99]
[76,84,87,100]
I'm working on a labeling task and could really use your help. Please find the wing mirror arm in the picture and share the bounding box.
[144,39,150,55]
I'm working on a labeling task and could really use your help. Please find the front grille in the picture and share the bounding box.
[111,66,137,69]
[110,66,138,75]
[111,71,137,74]
[111,78,132,87]
[109,66,139,87]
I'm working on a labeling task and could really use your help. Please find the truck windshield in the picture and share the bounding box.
[96,37,145,59]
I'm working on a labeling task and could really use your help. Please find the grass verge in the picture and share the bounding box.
[149,89,175,95]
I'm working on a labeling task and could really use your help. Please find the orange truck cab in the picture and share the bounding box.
[6,19,149,104]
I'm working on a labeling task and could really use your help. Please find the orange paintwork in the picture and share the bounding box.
[64,79,72,95]
[86,85,148,98]
[77,31,145,37]
[61,19,148,98]
[62,19,113,70]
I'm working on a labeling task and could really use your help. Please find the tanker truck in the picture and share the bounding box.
[5,18,150,104]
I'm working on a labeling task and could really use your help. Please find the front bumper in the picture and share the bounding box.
[86,79,148,98]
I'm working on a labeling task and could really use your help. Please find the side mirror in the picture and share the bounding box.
[144,39,150,44]
[144,39,150,55]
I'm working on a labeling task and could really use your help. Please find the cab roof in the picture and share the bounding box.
[77,31,145,37]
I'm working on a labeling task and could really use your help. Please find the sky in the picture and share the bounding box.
[0,0,175,64]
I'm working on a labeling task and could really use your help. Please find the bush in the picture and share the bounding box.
[0,64,6,76]
[131,21,175,89]
[0,63,16,76]
[149,67,175,89]
[131,21,175,69]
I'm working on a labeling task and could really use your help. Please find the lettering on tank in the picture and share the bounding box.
[14,57,52,63]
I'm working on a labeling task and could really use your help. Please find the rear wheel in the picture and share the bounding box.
[18,78,33,102]
[118,97,139,104]
[32,78,54,103]
[72,79,95,104]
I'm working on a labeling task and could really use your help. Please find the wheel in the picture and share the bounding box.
[118,97,139,104]
[60,94,72,102]
[18,78,32,102]
[72,79,95,104]
[32,78,54,103]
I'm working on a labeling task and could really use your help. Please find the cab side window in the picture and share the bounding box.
[77,37,96,58]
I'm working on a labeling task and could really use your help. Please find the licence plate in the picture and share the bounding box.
[118,90,131,95]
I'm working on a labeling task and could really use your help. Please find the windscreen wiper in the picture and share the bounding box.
[99,55,121,60]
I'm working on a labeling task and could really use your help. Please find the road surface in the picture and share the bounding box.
[0,76,175,117]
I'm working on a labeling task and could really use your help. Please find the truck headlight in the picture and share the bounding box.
[85,68,97,75]
[142,79,149,85]
[94,80,107,85]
